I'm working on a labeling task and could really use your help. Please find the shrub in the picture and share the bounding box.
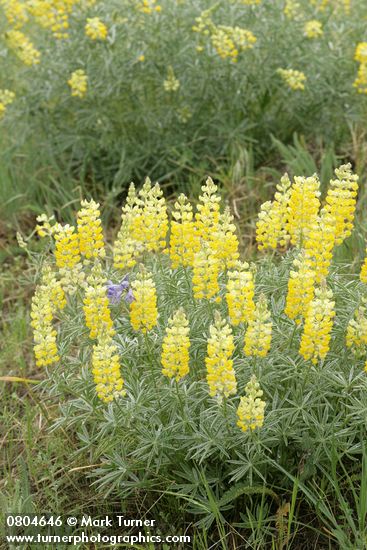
[27,165,367,546]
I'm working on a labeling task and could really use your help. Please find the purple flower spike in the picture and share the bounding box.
[106,276,130,305]
[125,288,135,304]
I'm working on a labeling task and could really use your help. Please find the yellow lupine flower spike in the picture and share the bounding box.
[211,207,239,269]
[299,286,335,364]
[77,199,105,261]
[130,268,158,333]
[323,164,359,245]
[244,294,272,357]
[192,241,221,302]
[237,375,266,432]
[83,273,115,340]
[225,261,255,326]
[114,183,144,270]
[169,193,200,269]
[195,177,221,242]
[284,253,315,324]
[85,17,108,40]
[132,178,168,252]
[303,210,336,283]
[256,174,291,250]
[30,266,65,367]
[287,174,321,246]
[205,312,237,401]
[161,308,190,380]
[91,333,126,403]
[346,306,367,357]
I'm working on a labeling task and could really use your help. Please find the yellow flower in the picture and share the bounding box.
[303,210,336,283]
[53,224,85,292]
[284,253,316,324]
[304,20,323,39]
[91,333,126,402]
[161,308,190,380]
[6,30,40,65]
[83,280,115,340]
[169,193,200,269]
[195,177,221,242]
[53,224,80,270]
[77,199,105,261]
[353,63,367,94]
[284,0,301,19]
[287,174,321,246]
[1,0,28,28]
[225,261,255,326]
[85,17,108,40]
[27,0,71,38]
[130,268,158,333]
[132,178,168,253]
[346,306,367,357]
[0,89,15,106]
[355,43,367,64]
[114,184,144,270]
[163,66,180,92]
[192,241,221,301]
[323,164,358,245]
[299,286,335,364]
[277,68,307,91]
[137,0,161,14]
[244,294,272,357]
[211,207,239,269]
[360,250,367,284]
[237,375,266,432]
[68,69,87,98]
[256,174,291,250]
[205,312,237,401]
[211,25,256,62]
[30,266,65,367]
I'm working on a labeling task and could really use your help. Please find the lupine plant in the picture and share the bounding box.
[29,167,367,546]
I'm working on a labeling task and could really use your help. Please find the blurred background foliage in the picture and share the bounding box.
[0,0,367,224]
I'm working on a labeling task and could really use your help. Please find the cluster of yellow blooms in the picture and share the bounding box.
[277,68,307,91]
[31,266,65,367]
[205,312,237,401]
[136,0,161,14]
[256,174,291,250]
[237,375,266,432]
[0,88,15,118]
[1,0,28,28]
[257,163,359,364]
[354,42,367,95]
[284,0,301,19]
[163,66,180,92]
[169,194,200,268]
[192,11,256,62]
[68,69,88,98]
[130,268,159,333]
[244,295,272,357]
[299,286,335,364]
[161,308,190,380]
[225,261,255,326]
[346,306,367,371]
[27,0,76,39]
[6,29,40,65]
[77,199,106,260]
[303,19,323,38]
[32,163,367,432]
[85,17,108,40]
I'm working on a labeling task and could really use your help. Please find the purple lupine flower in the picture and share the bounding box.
[106,276,130,305]
[125,288,135,304]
